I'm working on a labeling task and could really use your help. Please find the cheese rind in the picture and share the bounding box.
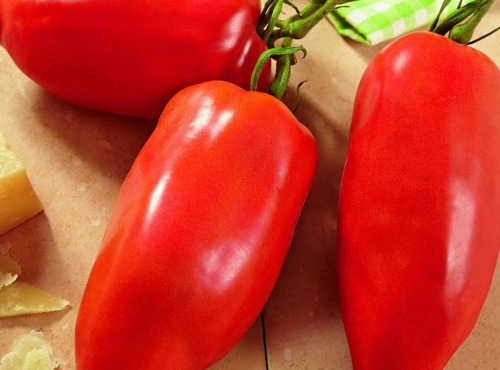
[0,134,43,235]
[0,331,59,370]
[0,282,69,318]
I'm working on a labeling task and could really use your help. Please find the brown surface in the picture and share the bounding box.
[0,1,499,369]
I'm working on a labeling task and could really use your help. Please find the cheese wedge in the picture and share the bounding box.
[0,331,59,370]
[0,282,69,318]
[0,134,43,235]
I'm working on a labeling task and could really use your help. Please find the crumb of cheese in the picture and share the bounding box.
[0,282,69,318]
[0,331,59,370]
[0,252,69,318]
[0,252,22,290]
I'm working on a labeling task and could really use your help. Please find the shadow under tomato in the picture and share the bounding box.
[262,92,352,369]
[29,85,156,183]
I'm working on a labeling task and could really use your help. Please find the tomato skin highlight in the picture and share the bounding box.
[75,81,317,370]
[337,32,500,370]
[0,1,268,118]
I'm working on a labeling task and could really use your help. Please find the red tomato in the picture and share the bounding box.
[0,1,268,118]
[337,32,500,369]
[75,81,317,369]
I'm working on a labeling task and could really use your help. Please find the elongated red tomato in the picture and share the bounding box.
[75,81,317,369]
[337,32,500,369]
[0,1,268,118]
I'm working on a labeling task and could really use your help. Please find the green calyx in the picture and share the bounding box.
[252,0,344,101]
[430,0,499,45]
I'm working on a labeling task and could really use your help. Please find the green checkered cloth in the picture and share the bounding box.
[328,0,472,45]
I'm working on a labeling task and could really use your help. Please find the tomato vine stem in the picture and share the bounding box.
[250,44,306,96]
[431,0,497,45]
[254,0,343,102]
[450,0,495,44]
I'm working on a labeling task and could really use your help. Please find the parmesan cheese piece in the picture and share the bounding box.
[0,331,59,370]
[0,252,22,289]
[0,134,43,235]
[0,282,69,318]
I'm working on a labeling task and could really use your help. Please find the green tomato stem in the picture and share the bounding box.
[450,0,496,44]
[269,38,294,99]
[254,0,342,101]
[262,0,284,43]
[432,1,481,36]
[257,0,278,38]
[272,0,339,41]
[250,45,307,93]
[431,0,497,44]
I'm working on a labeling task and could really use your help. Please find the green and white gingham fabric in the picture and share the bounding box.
[328,0,473,45]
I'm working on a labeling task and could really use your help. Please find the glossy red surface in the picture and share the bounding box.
[337,32,500,370]
[75,81,317,369]
[0,0,268,118]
